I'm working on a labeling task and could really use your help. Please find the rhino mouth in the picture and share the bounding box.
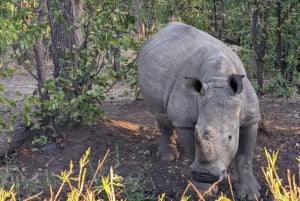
[192,170,227,183]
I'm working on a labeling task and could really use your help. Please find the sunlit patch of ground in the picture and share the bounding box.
[109,119,141,132]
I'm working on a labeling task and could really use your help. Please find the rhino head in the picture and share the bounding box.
[185,74,244,183]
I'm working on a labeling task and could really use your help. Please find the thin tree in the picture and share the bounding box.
[251,0,270,95]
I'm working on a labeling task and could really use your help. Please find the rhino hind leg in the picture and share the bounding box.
[234,123,261,200]
[157,122,179,161]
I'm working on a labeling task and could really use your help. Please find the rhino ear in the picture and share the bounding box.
[228,74,244,95]
[185,77,207,94]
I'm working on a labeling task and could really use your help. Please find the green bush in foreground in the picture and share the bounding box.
[0,148,299,201]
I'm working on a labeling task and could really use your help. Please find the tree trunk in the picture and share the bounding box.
[34,0,47,102]
[251,0,270,95]
[134,0,144,38]
[276,1,291,80]
[113,45,121,72]
[133,0,155,38]
[276,1,284,75]
[212,0,218,36]
[71,0,83,46]
[220,0,225,40]
[47,0,82,79]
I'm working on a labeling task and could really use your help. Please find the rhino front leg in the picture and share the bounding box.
[234,123,261,200]
[175,128,195,160]
[157,122,179,161]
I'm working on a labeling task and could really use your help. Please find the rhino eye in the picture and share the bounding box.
[228,135,232,140]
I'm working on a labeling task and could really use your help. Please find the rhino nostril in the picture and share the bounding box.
[192,171,219,183]
[192,170,227,183]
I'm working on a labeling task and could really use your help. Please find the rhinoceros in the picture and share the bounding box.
[137,22,261,200]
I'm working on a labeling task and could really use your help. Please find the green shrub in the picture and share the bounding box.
[265,72,298,97]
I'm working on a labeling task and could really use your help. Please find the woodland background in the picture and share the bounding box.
[0,0,299,131]
[0,1,299,200]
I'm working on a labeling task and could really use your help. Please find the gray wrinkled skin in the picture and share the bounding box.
[137,22,261,200]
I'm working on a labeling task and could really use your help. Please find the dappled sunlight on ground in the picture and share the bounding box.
[274,126,300,134]
[109,119,141,132]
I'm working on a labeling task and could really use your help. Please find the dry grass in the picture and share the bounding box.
[262,148,300,201]
[0,148,299,201]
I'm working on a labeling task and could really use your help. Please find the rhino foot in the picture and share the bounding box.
[234,174,261,200]
[157,144,179,161]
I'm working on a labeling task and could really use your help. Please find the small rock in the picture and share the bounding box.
[42,143,57,152]
[144,150,151,155]
[293,113,300,119]
[31,147,39,152]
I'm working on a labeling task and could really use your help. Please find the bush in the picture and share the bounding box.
[264,72,298,97]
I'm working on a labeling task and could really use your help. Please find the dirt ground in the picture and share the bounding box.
[0,74,299,200]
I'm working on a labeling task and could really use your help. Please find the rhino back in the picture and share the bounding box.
[138,22,252,123]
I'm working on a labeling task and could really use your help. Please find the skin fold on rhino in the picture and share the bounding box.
[137,22,261,200]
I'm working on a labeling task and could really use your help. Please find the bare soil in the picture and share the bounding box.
[0,73,299,200]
